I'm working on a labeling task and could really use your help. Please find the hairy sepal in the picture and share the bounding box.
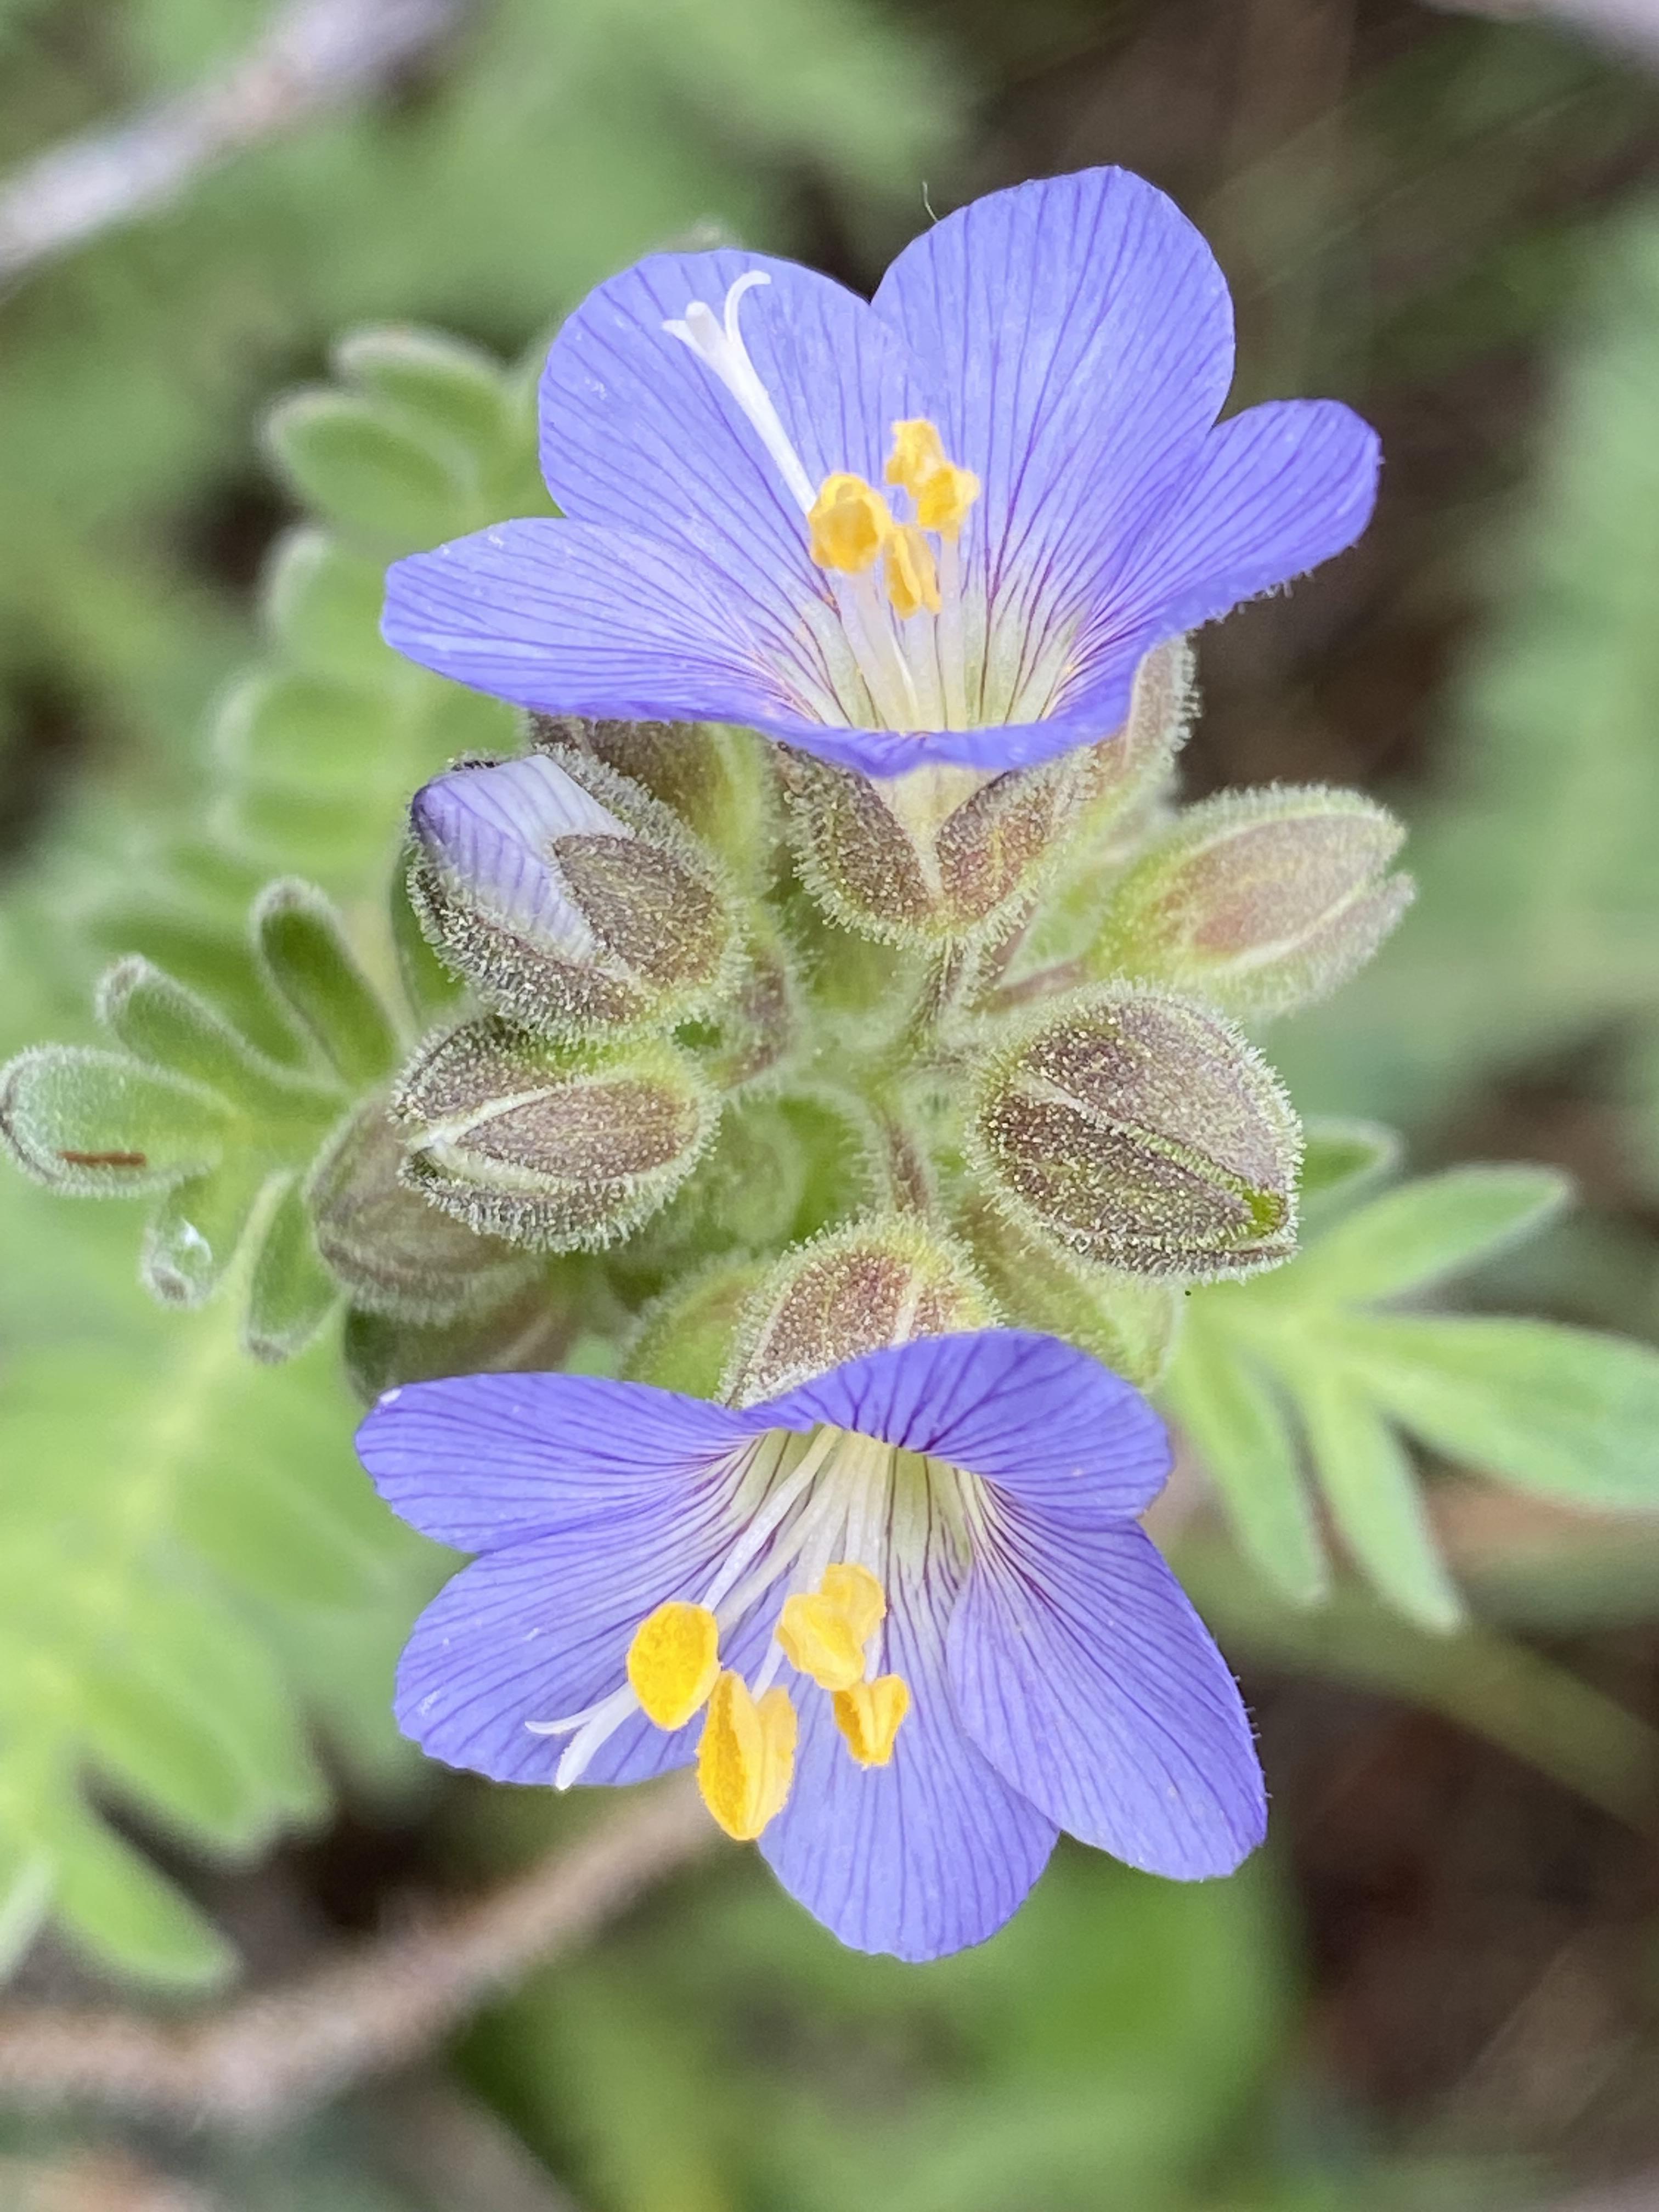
[961,1195,1182,1391]
[723,1216,997,1405]
[778,746,1094,949]
[624,1256,774,1397]
[1088,784,1413,1019]
[390,1017,719,1252]
[529,714,777,884]
[408,745,744,1041]
[969,984,1302,1281]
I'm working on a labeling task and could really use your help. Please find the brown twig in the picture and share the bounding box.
[0,0,465,290]
[0,1776,716,2134]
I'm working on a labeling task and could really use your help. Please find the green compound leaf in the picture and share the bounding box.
[1166,1161,1657,1624]
[76,336,522,1001]
[4,894,408,1358]
[0,1301,430,1988]
[1330,1312,1659,1511]
[1260,1163,1572,1306]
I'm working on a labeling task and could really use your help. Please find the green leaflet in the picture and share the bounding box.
[1167,1158,1659,1627]
[253,881,403,1088]
[1330,1313,1659,1511]
[245,1177,343,1363]
[1256,1163,1571,1306]
[0,1305,431,1986]
[1297,1115,1402,1210]
[1,1046,232,1195]
[1160,1324,1326,1607]
[0,932,373,1359]
[1287,1362,1464,1633]
[263,393,481,551]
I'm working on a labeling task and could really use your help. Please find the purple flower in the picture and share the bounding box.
[355,1329,1265,1961]
[381,166,1378,782]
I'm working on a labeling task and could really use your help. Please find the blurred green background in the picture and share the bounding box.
[4,0,1659,2206]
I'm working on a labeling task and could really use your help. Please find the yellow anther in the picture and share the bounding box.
[914,461,980,540]
[697,1670,797,1839]
[883,524,941,620]
[808,473,893,574]
[776,1590,865,1692]
[627,1601,719,1730]
[833,1674,910,1768]
[885,418,950,495]
[776,1562,888,1691]
[885,419,980,540]
[820,1562,885,1645]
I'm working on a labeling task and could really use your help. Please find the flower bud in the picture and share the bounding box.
[390,1017,718,1251]
[970,985,1301,1279]
[725,1217,995,1404]
[408,748,738,1036]
[780,748,1093,946]
[308,1097,540,1322]
[1013,640,1197,971]
[1088,786,1412,1018]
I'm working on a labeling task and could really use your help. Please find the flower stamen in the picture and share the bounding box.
[697,1669,798,1838]
[887,419,980,541]
[833,1675,910,1767]
[882,524,941,622]
[531,1429,907,1804]
[626,1600,720,1729]
[808,474,892,575]
[776,1561,886,1692]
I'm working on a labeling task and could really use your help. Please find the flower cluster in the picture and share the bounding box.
[341,164,1390,1958]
